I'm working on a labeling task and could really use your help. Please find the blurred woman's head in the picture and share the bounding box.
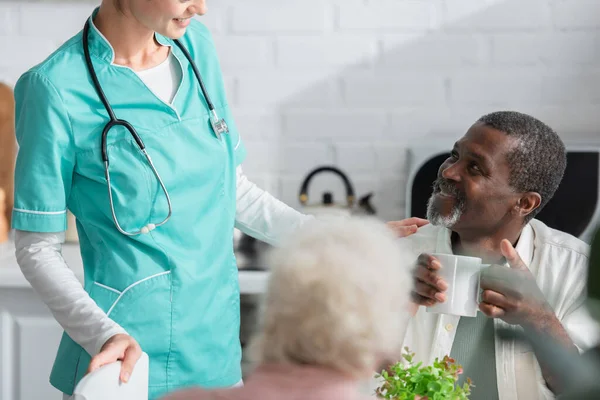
[249,217,412,378]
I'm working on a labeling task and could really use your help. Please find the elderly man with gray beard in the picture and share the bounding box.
[398,111,600,400]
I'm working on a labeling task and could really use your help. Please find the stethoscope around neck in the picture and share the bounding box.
[82,20,229,236]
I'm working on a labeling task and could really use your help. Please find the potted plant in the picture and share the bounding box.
[374,347,473,400]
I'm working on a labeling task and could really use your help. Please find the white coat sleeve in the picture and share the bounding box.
[14,230,127,356]
[234,166,314,246]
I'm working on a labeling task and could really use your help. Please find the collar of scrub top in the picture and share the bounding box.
[86,7,179,66]
[84,7,229,138]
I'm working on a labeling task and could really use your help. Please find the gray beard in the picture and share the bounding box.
[426,194,464,228]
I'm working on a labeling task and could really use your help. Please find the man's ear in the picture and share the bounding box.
[515,192,542,218]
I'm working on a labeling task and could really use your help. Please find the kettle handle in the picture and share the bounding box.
[299,166,355,207]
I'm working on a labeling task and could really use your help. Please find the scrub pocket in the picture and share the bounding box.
[76,271,172,391]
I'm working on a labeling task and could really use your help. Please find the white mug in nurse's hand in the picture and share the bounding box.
[411,253,489,317]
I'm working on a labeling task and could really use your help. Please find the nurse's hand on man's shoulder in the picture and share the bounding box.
[386,217,429,238]
[87,333,142,384]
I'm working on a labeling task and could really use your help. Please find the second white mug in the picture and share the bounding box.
[426,253,489,318]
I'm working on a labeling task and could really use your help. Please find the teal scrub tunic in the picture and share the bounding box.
[12,10,247,400]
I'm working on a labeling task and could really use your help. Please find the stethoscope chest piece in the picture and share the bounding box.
[209,110,229,140]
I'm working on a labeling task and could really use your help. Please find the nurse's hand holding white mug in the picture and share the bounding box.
[88,334,142,384]
[11,0,428,399]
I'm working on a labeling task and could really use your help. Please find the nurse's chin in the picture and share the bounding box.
[161,28,188,40]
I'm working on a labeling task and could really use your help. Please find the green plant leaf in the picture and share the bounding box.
[427,381,442,392]
[374,348,473,399]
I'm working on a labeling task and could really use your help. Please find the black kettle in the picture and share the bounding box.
[298,166,376,217]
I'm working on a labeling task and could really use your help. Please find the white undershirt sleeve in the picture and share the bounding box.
[234,166,313,246]
[14,230,127,356]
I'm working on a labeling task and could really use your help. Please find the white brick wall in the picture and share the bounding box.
[444,0,552,31]
[552,0,600,29]
[1,0,599,221]
[491,32,600,66]
[231,3,331,33]
[338,2,438,31]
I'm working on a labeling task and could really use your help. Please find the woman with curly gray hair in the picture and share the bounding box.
[163,216,417,400]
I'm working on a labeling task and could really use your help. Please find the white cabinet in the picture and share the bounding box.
[0,288,64,400]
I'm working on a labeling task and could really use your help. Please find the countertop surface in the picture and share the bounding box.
[0,239,269,294]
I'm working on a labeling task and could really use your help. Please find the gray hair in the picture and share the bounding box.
[477,111,566,224]
[248,217,412,378]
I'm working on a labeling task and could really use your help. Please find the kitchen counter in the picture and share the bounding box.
[0,239,270,294]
